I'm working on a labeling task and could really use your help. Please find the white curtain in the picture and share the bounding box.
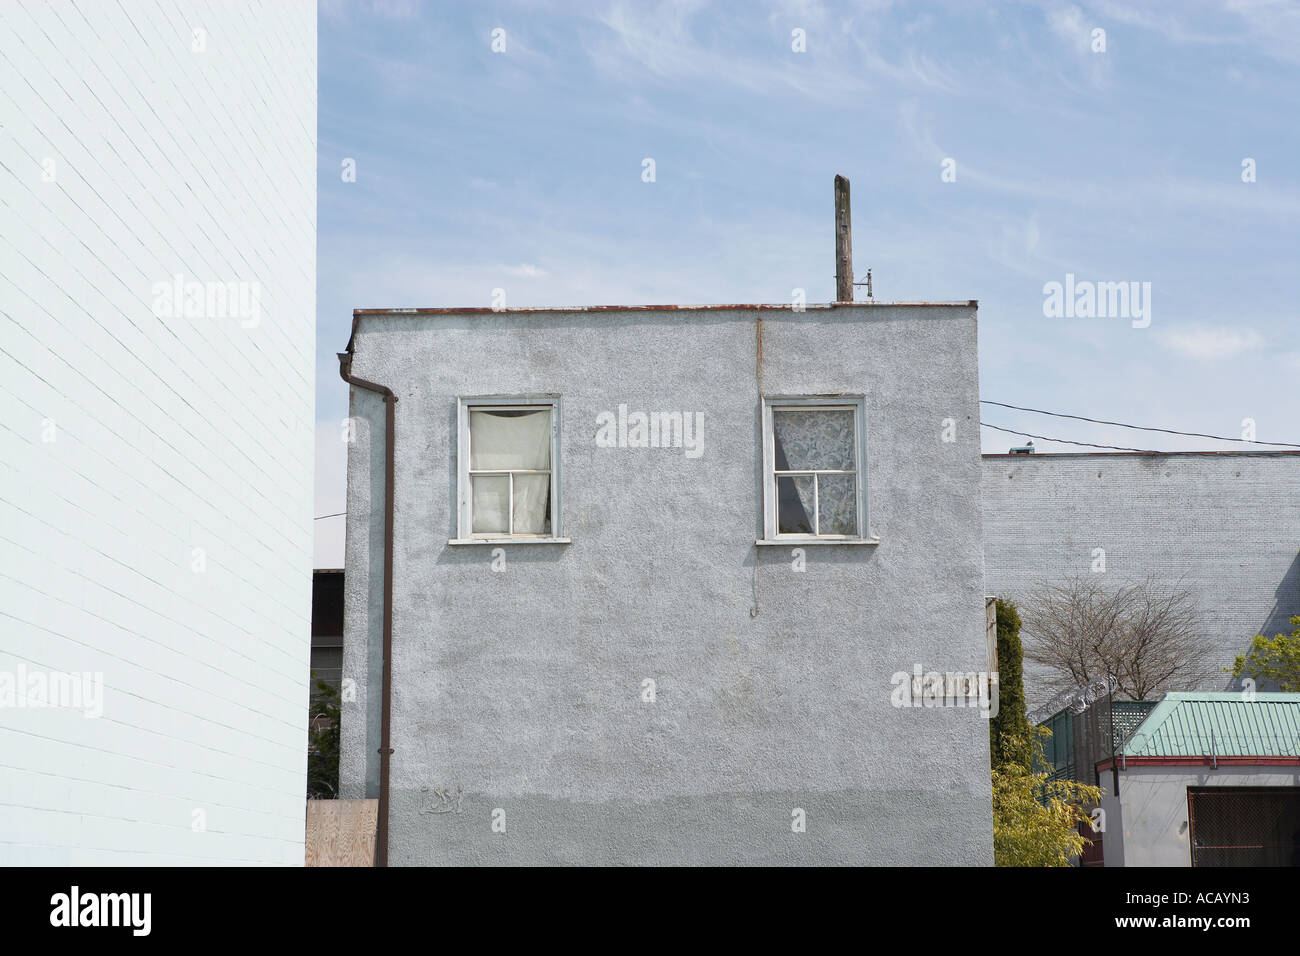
[470,410,551,533]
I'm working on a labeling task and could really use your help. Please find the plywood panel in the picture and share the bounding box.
[306,799,377,867]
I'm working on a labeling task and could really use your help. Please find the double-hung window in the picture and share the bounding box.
[760,396,872,543]
[455,397,563,542]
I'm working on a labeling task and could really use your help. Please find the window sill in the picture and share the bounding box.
[755,537,879,546]
[449,537,572,546]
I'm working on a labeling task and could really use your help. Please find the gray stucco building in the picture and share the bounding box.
[983,451,1300,711]
[339,302,994,865]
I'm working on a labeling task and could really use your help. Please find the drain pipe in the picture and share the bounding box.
[338,350,396,868]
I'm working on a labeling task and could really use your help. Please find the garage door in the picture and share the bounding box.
[1187,787,1300,867]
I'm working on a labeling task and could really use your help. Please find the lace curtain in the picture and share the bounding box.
[470,409,551,534]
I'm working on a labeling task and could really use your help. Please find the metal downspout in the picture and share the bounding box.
[338,350,396,868]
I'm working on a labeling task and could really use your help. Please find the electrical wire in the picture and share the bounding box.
[980,421,1158,453]
[981,400,1300,448]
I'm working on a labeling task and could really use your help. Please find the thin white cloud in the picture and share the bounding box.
[1043,2,1112,88]
[320,0,422,22]
[1156,324,1265,360]
[1091,0,1300,63]
[1045,2,1089,50]
[502,263,548,278]
[585,0,963,101]
[896,101,1300,222]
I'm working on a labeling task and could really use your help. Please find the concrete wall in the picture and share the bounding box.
[1097,766,1300,867]
[0,3,316,863]
[341,303,993,865]
[982,453,1300,710]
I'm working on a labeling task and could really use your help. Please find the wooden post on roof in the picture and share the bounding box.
[834,174,853,303]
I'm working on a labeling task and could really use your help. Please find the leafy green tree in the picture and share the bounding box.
[988,599,1104,865]
[307,673,340,799]
[992,729,1102,867]
[1230,616,1300,692]
[989,598,1033,770]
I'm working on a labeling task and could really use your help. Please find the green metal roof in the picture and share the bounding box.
[1123,692,1300,758]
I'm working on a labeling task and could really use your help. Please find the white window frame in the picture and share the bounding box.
[452,395,568,544]
[759,395,876,545]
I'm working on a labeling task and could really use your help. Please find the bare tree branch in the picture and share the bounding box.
[1020,574,1214,701]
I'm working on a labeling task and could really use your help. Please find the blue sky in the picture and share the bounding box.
[314,0,1300,565]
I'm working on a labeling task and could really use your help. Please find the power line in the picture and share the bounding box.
[314,512,346,520]
[980,421,1158,453]
[981,400,1300,448]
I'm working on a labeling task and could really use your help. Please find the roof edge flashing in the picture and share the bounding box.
[352,300,979,316]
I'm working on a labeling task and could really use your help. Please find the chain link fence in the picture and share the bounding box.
[1188,788,1300,867]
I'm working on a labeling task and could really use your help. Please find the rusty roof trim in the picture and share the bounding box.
[983,450,1300,458]
[344,301,978,355]
[352,300,977,316]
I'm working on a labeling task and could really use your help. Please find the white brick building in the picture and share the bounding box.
[0,2,316,864]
